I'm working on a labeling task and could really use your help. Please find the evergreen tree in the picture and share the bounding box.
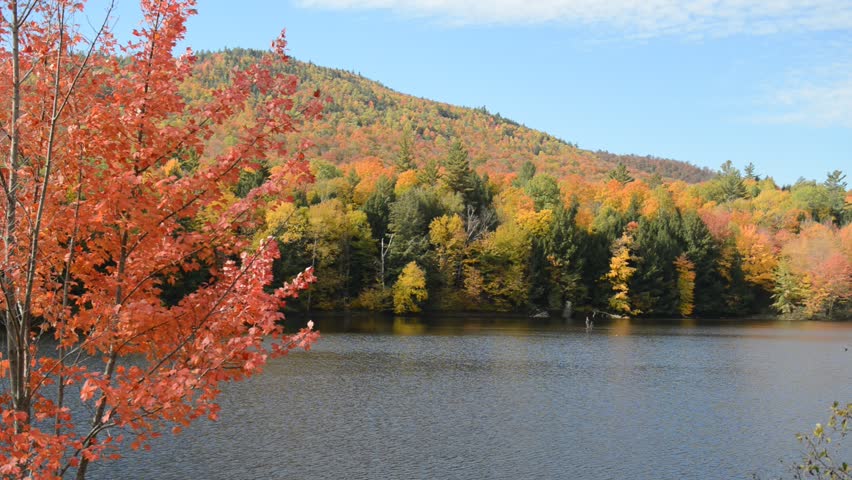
[608,163,635,184]
[586,207,630,308]
[525,174,561,211]
[772,259,806,316]
[715,160,747,202]
[389,187,444,240]
[418,158,440,185]
[527,237,551,311]
[388,187,444,278]
[719,241,756,315]
[825,169,848,190]
[335,168,359,204]
[544,202,587,308]
[625,195,643,223]
[396,126,416,172]
[647,173,664,189]
[234,161,270,198]
[362,175,396,238]
[443,140,475,202]
[342,210,378,308]
[744,162,759,181]
[515,160,537,187]
[681,212,726,315]
[468,171,496,214]
[631,209,683,315]
[824,170,849,226]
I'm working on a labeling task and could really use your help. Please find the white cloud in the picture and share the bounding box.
[758,69,852,128]
[298,0,852,37]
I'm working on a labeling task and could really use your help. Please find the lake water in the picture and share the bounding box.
[91,317,852,480]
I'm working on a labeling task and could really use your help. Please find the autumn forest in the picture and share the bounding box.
[188,49,851,320]
[0,2,850,477]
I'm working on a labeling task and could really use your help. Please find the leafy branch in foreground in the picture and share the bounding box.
[0,1,323,478]
[792,402,851,480]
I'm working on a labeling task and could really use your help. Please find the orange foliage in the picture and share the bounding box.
[735,225,778,290]
[395,170,419,194]
[495,187,535,223]
[0,3,321,477]
[350,156,392,203]
[668,181,703,212]
[560,175,597,228]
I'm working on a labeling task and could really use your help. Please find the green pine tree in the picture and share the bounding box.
[443,140,475,202]
[631,209,683,315]
[396,126,416,172]
[544,201,587,308]
[608,163,635,184]
[514,160,537,187]
[717,160,746,202]
[681,212,726,315]
[418,158,440,185]
[525,174,561,211]
[772,260,806,316]
[362,175,396,238]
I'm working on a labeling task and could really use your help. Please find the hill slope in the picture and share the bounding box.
[192,49,715,183]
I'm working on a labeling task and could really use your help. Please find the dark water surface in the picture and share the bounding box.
[92,317,852,480]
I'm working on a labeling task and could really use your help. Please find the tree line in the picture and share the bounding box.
[237,131,851,319]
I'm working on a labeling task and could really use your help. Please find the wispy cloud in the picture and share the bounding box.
[761,82,852,129]
[297,0,852,37]
[753,62,852,129]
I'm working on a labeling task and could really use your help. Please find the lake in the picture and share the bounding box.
[91,316,852,480]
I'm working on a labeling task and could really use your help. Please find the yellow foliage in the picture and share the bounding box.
[393,262,428,314]
[751,187,803,232]
[352,287,392,311]
[395,170,419,195]
[162,158,181,176]
[462,264,485,306]
[429,214,467,283]
[196,186,238,227]
[604,223,638,315]
[310,176,350,202]
[463,222,532,311]
[674,254,696,316]
[429,214,465,248]
[494,186,534,223]
[485,221,531,263]
[262,201,305,243]
[516,209,553,237]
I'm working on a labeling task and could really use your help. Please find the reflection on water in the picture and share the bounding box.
[91,316,852,480]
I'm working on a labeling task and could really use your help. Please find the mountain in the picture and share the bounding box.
[182,48,849,320]
[191,49,715,184]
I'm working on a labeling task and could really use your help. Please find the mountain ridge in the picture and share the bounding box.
[192,48,716,184]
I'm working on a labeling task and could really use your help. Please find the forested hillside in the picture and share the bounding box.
[191,49,715,184]
[180,49,851,320]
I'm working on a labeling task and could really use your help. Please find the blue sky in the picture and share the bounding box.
[87,0,851,185]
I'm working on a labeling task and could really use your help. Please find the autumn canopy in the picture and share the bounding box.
[0,0,321,478]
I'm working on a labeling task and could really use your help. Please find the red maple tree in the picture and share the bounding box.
[0,1,322,478]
